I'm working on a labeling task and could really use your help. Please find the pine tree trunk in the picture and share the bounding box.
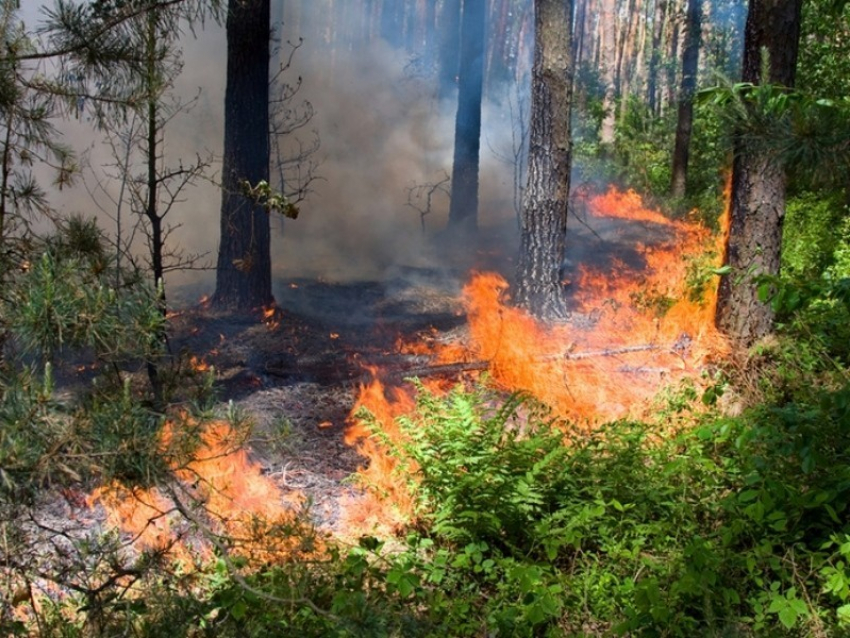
[670,0,701,198]
[599,0,617,145]
[447,0,486,234]
[663,0,682,114]
[514,0,573,320]
[715,0,803,344]
[214,0,274,310]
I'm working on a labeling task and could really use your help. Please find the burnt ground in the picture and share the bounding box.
[166,264,469,532]
[23,208,684,545]
[161,209,686,533]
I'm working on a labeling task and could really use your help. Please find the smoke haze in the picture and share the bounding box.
[18,2,529,297]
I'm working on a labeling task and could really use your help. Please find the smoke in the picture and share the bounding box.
[17,1,531,297]
[271,4,525,283]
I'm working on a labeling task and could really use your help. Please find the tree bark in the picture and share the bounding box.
[447,0,486,234]
[214,0,274,310]
[514,0,573,320]
[647,0,667,114]
[715,0,803,345]
[599,0,617,145]
[670,0,701,198]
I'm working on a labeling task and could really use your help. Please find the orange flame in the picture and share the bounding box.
[189,355,210,372]
[341,368,419,535]
[345,187,730,530]
[89,417,311,566]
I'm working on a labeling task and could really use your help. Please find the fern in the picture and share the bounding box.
[372,381,570,554]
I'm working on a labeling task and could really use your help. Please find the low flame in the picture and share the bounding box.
[342,369,419,535]
[89,417,311,565]
[189,355,210,372]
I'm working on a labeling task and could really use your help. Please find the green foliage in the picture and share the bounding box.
[586,97,728,223]
[382,383,570,553]
[344,380,850,636]
[239,179,300,220]
[8,249,165,363]
[783,193,847,279]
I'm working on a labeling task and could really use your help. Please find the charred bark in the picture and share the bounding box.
[514,0,573,321]
[670,0,701,198]
[447,0,486,234]
[715,0,803,345]
[214,0,274,310]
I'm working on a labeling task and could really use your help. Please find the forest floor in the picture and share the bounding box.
[162,206,684,536]
[167,264,469,534]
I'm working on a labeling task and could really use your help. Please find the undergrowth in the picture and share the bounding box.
[130,373,850,637]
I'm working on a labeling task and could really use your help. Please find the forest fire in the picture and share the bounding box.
[88,417,311,566]
[345,187,730,530]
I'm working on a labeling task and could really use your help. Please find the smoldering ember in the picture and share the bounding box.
[3,1,850,636]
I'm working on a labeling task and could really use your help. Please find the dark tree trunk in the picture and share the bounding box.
[438,0,462,100]
[514,0,573,320]
[670,0,701,198]
[214,0,274,310]
[715,0,803,344]
[447,0,486,234]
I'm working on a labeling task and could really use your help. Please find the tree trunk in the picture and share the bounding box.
[514,0,573,320]
[438,0,462,100]
[214,0,274,310]
[447,0,486,234]
[670,0,701,198]
[662,0,682,114]
[715,0,803,345]
[572,0,587,68]
[647,0,667,114]
[599,0,617,145]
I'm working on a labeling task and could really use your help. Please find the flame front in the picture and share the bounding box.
[346,187,730,529]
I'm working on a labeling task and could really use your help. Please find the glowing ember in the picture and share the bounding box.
[189,355,210,372]
[261,305,282,330]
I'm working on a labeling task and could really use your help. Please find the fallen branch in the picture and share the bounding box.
[356,361,490,385]
[396,360,489,377]
[539,344,659,361]
[617,365,669,375]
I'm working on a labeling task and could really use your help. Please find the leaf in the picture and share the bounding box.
[712,265,732,275]
[778,605,798,629]
[230,599,248,621]
[738,489,760,503]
